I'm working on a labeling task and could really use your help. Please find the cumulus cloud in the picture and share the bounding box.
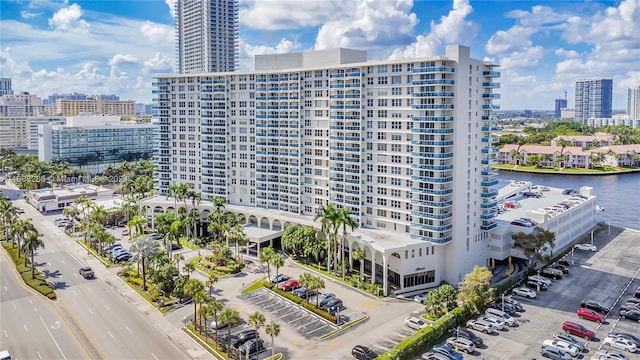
[240,1,344,30]
[108,54,139,67]
[21,11,43,19]
[555,48,580,59]
[143,52,173,74]
[48,3,90,32]
[238,38,299,71]
[141,21,173,42]
[388,0,477,59]
[499,46,546,69]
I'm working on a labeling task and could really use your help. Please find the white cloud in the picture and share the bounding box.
[239,38,299,71]
[388,0,477,60]
[21,11,43,19]
[140,21,173,42]
[485,26,535,54]
[499,46,545,69]
[240,1,345,30]
[164,0,175,18]
[143,52,173,74]
[48,3,90,32]
[555,48,580,59]
[108,54,139,67]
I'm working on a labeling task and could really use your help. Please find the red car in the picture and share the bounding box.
[577,308,605,323]
[279,279,299,291]
[562,321,596,340]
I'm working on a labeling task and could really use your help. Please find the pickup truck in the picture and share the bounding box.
[79,266,94,279]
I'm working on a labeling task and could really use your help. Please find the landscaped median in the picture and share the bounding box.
[1,242,56,300]
[377,306,474,360]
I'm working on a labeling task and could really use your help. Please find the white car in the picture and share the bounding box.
[574,243,597,251]
[542,339,580,357]
[604,336,637,353]
[512,287,537,299]
[121,229,129,236]
[479,315,504,331]
[405,316,427,330]
[597,349,630,359]
[413,292,428,304]
[466,319,494,334]
[529,275,553,286]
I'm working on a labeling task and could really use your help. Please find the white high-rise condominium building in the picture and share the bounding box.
[175,0,239,74]
[628,86,640,128]
[151,45,500,294]
[575,78,613,124]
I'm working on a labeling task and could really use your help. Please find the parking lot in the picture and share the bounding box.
[240,287,341,338]
[470,227,640,359]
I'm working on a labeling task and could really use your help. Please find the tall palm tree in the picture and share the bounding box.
[129,236,158,290]
[74,195,94,245]
[265,320,281,360]
[337,208,358,278]
[248,311,265,338]
[0,197,18,242]
[183,263,195,279]
[167,219,183,258]
[12,218,36,259]
[314,203,339,272]
[259,247,275,280]
[351,247,366,280]
[173,253,185,274]
[271,253,284,280]
[208,300,224,346]
[127,215,147,239]
[311,276,326,307]
[218,308,240,348]
[22,230,44,279]
[183,278,205,325]
[206,273,218,299]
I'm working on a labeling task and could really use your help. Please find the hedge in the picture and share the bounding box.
[378,306,474,360]
[2,242,56,300]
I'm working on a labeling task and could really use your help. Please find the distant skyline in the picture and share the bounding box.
[1,0,638,110]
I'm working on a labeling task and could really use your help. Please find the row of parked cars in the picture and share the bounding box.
[269,273,345,315]
[106,243,132,262]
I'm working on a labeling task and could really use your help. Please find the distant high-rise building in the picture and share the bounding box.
[628,86,640,128]
[575,78,613,124]
[554,98,567,117]
[175,0,239,74]
[0,78,12,96]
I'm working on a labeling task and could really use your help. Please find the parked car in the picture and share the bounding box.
[502,296,524,312]
[486,308,517,327]
[551,264,570,274]
[529,275,552,286]
[603,336,637,353]
[269,273,289,284]
[619,308,640,321]
[316,293,336,308]
[541,267,564,279]
[479,315,505,330]
[526,279,549,290]
[466,319,494,334]
[113,253,132,263]
[431,344,463,360]
[577,307,606,323]
[610,333,640,347]
[581,300,610,314]
[414,292,428,304]
[292,287,316,299]
[405,316,427,330]
[0,350,13,360]
[542,339,580,357]
[230,330,258,350]
[562,321,595,340]
[574,243,597,251]
[121,229,129,236]
[562,189,577,195]
[625,297,640,305]
[278,279,299,291]
[596,349,629,359]
[323,298,343,314]
[79,266,94,279]
[447,327,484,346]
[553,332,586,352]
[540,345,572,360]
[490,301,516,314]
[236,338,264,356]
[511,219,534,227]
[420,352,451,360]
[445,337,475,354]
[210,319,231,331]
[558,259,572,267]
[512,287,537,298]
[522,191,542,198]
[351,345,376,360]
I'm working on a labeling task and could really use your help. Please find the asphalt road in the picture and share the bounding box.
[0,249,87,360]
[13,197,192,360]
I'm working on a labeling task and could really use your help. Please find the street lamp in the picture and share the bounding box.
[501,294,505,312]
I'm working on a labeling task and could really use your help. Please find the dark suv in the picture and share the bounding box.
[230,330,258,349]
[351,345,376,360]
[562,321,595,340]
[79,266,94,279]
[580,300,610,314]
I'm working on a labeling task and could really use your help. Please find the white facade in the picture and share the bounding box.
[628,87,640,128]
[175,0,239,73]
[574,78,613,124]
[152,45,501,294]
[26,184,113,213]
[38,116,154,174]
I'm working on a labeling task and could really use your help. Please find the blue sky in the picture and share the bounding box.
[1,0,638,110]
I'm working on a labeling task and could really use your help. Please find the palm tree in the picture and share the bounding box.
[74,195,94,245]
[94,150,104,174]
[167,219,184,258]
[310,276,326,307]
[127,215,147,239]
[298,272,314,299]
[351,247,366,280]
[108,148,120,165]
[0,197,18,242]
[206,273,218,299]
[183,278,206,325]
[336,208,358,278]
[259,247,275,280]
[208,300,224,346]
[314,203,339,272]
[22,230,44,279]
[248,311,265,337]
[271,253,284,280]
[173,253,185,274]
[129,236,158,290]
[12,218,36,259]
[218,308,240,348]
[265,320,281,359]
[183,263,195,278]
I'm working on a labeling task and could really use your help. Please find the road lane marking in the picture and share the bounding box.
[37,351,42,359]
[107,331,114,339]
[87,308,93,315]
[72,290,78,296]
[3,330,7,337]
[13,304,16,310]
[151,353,159,360]
[104,305,110,311]
[87,288,93,294]
[39,315,67,360]
[61,259,66,264]
[73,273,78,278]
[34,307,39,312]
[29,299,33,304]
[125,326,133,334]
[3,285,6,291]
[24,324,28,332]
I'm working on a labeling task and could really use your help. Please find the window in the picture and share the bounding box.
[378,65,388,73]
[377,77,388,85]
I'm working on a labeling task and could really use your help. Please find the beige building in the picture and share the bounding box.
[54,96,135,116]
[0,117,29,148]
[0,92,43,116]
[551,132,616,147]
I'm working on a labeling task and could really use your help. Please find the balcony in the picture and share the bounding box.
[412,67,456,74]
[482,71,501,77]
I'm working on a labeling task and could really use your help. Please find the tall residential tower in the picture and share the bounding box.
[574,78,613,124]
[628,86,640,128]
[175,0,239,74]
[151,45,500,293]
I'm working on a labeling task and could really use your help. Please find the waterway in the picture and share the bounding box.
[496,170,640,230]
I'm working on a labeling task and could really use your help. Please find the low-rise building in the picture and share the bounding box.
[590,145,640,167]
[26,184,113,213]
[498,144,591,168]
[551,132,616,148]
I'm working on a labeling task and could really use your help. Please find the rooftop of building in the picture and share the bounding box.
[28,184,112,201]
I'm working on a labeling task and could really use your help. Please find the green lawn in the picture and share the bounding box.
[492,164,635,174]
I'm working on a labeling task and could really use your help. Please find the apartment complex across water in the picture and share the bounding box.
[150,45,501,295]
